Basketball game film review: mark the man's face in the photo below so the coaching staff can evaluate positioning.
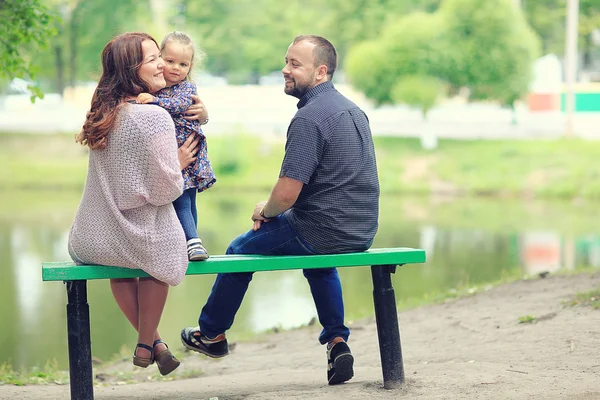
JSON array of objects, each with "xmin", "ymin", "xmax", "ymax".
[{"xmin": 281, "ymin": 40, "xmax": 317, "ymax": 99}]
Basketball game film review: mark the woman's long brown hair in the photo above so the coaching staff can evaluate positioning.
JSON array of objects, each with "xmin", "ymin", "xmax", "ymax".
[{"xmin": 76, "ymin": 32, "xmax": 159, "ymax": 149}]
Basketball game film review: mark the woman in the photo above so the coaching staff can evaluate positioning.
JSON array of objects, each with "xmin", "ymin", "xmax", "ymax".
[{"xmin": 68, "ymin": 32, "xmax": 202, "ymax": 376}]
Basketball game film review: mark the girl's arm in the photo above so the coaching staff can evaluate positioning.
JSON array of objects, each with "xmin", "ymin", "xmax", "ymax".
[{"xmin": 152, "ymin": 81, "xmax": 197, "ymax": 114}]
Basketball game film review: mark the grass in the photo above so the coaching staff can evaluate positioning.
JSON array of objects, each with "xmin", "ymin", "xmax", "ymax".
[
  {"xmin": 3, "ymin": 133, "xmax": 600, "ymax": 200},
  {"xmin": 518, "ymin": 315, "xmax": 537, "ymax": 324},
  {"xmin": 90, "ymin": 345, "xmax": 203, "ymax": 386},
  {"xmin": 565, "ymin": 288, "xmax": 600, "ymax": 309},
  {"xmin": 0, "ymin": 361, "xmax": 69, "ymax": 386}
]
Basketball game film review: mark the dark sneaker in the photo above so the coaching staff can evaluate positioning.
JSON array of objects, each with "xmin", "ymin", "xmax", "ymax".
[
  {"xmin": 187, "ymin": 239, "xmax": 209, "ymax": 261},
  {"xmin": 181, "ymin": 326, "xmax": 228, "ymax": 358},
  {"xmin": 327, "ymin": 341, "xmax": 354, "ymax": 385}
]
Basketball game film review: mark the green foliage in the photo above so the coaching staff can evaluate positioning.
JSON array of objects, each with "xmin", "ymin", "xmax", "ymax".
[
  {"xmin": 345, "ymin": 41, "xmax": 392, "ymax": 105},
  {"xmin": 439, "ymin": 0, "xmax": 541, "ymax": 104},
  {"xmin": 0, "ymin": 360, "xmax": 69, "ymax": 385},
  {"xmin": 5, "ymin": 134, "xmax": 600, "ymax": 202},
  {"xmin": 522, "ymin": 0, "xmax": 600, "ymax": 54},
  {"xmin": 29, "ymin": 0, "xmax": 153, "ymax": 93},
  {"xmin": 568, "ymin": 288, "xmax": 600, "ymax": 309},
  {"xmin": 184, "ymin": 0, "xmax": 305, "ymax": 82},
  {"xmin": 0, "ymin": 0, "xmax": 56, "ymax": 100},
  {"xmin": 6, "ymin": 0, "xmax": 599, "ymax": 96},
  {"xmin": 382, "ymin": 12, "xmax": 448, "ymax": 78},
  {"xmin": 346, "ymin": 0, "xmax": 541, "ymax": 107},
  {"xmin": 391, "ymin": 75, "xmax": 444, "ymax": 118},
  {"xmin": 66, "ymin": 0, "xmax": 154, "ymax": 82},
  {"xmin": 518, "ymin": 315, "xmax": 536, "ymax": 324},
  {"xmin": 346, "ymin": 12, "xmax": 446, "ymax": 106}
]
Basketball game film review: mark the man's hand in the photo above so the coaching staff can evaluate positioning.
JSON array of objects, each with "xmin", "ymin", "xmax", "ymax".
[
  {"xmin": 136, "ymin": 93, "xmax": 154, "ymax": 104},
  {"xmin": 184, "ymin": 94, "xmax": 208, "ymax": 123},
  {"xmin": 250, "ymin": 177, "xmax": 303, "ymax": 231},
  {"xmin": 251, "ymin": 200, "xmax": 269, "ymax": 231}
]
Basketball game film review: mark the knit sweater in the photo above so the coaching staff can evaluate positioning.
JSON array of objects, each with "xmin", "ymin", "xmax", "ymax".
[{"xmin": 68, "ymin": 103, "xmax": 188, "ymax": 286}]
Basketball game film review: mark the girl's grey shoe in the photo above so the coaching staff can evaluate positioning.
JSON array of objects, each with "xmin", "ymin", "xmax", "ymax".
[{"xmin": 187, "ymin": 238, "xmax": 209, "ymax": 261}]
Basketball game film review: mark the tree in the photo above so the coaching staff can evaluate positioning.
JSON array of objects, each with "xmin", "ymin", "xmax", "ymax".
[
  {"xmin": 521, "ymin": 0, "xmax": 599, "ymax": 71},
  {"xmin": 347, "ymin": 0, "xmax": 541, "ymax": 108},
  {"xmin": 0, "ymin": 0, "xmax": 56, "ymax": 99},
  {"xmin": 392, "ymin": 75, "xmax": 444, "ymax": 149},
  {"xmin": 439, "ymin": 0, "xmax": 541, "ymax": 106},
  {"xmin": 392, "ymin": 75, "xmax": 443, "ymax": 120},
  {"xmin": 30, "ymin": 0, "xmax": 153, "ymax": 94},
  {"xmin": 345, "ymin": 40, "xmax": 394, "ymax": 105},
  {"xmin": 183, "ymin": 0, "xmax": 324, "ymax": 83},
  {"xmin": 345, "ymin": 11, "xmax": 446, "ymax": 106}
]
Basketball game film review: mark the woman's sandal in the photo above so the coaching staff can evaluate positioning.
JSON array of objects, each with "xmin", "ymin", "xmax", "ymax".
[
  {"xmin": 153, "ymin": 339, "xmax": 181, "ymax": 376},
  {"xmin": 132, "ymin": 343, "xmax": 154, "ymax": 368}
]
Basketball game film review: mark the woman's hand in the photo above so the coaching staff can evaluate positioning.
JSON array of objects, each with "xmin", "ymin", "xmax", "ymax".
[
  {"xmin": 184, "ymin": 95, "xmax": 209, "ymax": 124},
  {"xmin": 178, "ymin": 134, "xmax": 200, "ymax": 170}
]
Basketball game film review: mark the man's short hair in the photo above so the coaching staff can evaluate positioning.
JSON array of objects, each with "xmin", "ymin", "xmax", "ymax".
[{"xmin": 293, "ymin": 35, "xmax": 337, "ymax": 80}]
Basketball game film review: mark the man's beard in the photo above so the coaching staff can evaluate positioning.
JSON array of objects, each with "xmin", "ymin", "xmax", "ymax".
[{"xmin": 284, "ymin": 73, "xmax": 315, "ymax": 99}]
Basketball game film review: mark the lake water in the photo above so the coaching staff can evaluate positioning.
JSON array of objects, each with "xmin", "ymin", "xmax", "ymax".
[{"xmin": 2, "ymin": 189, "xmax": 600, "ymax": 370}]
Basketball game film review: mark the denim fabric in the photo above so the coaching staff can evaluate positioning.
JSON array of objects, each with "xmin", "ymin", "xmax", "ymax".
[
  {"xmin": 173, "ymin": 188, "xmax": 198, "ymax": 241},
  {"xmin": 199, "ymin": 214, "xmax": 350, "ymax": 345}
]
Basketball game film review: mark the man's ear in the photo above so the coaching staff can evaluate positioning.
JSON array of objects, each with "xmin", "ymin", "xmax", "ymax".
[{"xmin": 316, "ymin": 64, "xmax": 328, "ymax": 81}]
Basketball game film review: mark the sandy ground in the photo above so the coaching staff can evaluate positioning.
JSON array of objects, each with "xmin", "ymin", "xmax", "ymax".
[{"xmin": 2, "ymin": 272, "xmax": 600, "ymax": 400}]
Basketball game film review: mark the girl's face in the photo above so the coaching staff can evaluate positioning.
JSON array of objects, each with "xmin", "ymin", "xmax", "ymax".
[
  {"xmin": 162, "ymin": 42, "xmax": 193, "ymax": 87},
  {"xmin": 139, "ymin": 40, "xmax": 166, "ymax": 93}
]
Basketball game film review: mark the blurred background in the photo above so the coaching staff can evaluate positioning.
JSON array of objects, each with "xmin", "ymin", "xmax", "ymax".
[{"xmin": 1, "ymin": 0, "xmax": 600, "ymax": 376}]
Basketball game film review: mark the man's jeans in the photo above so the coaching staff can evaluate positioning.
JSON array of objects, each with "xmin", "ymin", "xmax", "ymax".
[{"xmin": 199, "ymin": 214, "xmax": 350, "ymax": 345}]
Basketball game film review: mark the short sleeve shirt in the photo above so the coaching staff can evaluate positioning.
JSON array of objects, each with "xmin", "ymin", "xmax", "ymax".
[{"xmin": 281, "ymin": 81, "xmax": 380, "ymax": 254}]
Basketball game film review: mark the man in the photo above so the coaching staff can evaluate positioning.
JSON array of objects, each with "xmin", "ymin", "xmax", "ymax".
[{"xmin": 181, "ymin": 35, "xmax": 380, "ymax": 385}]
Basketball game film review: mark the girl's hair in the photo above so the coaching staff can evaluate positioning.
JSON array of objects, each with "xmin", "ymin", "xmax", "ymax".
[
  {"xmin": 76, "ymin": 32, "xmax": 159, "ymax": 149},
  {"xmin": 160, "ymin": 31, "xmax": 198, "ymax": 81}
]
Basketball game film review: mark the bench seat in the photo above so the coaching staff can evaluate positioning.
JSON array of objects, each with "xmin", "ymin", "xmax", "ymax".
[{"xmin": 42, "ymin": 247, "xmax": 426, "ymax": 400}]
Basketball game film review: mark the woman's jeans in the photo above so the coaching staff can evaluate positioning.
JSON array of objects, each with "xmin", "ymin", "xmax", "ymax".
[
  {"xmin": 199, "ymin": 214, "xmax": 350, "ymax": 345},
  {"xmin": 173, "ymin": 188, "xmax": 198, "ymax": 241}
]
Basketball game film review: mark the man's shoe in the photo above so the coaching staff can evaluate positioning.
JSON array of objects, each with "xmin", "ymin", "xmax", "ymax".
[
  {"xmin": 181, "ymin": 326, "xmax": 228, "ymax": 358},
  {"xmin": 327, "ymin": 341, "xmax": 354, "ymax": 385}
]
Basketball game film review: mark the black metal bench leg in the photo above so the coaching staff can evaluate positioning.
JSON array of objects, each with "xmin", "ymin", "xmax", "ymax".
[
  {"xmin": 65, "ymin": 280, "xmax": 94, "ymax": 400},
  {"xmin": 371, "ymin": 265, "xmax": 404, "ymax": 389}
]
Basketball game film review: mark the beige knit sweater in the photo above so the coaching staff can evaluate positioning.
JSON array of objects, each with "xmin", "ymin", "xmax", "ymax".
[{"xmin": 68, "ymin": 103, "xmax": 188, "ymax": 286}]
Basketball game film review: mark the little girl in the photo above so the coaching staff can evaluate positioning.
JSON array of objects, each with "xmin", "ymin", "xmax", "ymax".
[{"xmin": 137, "ymin": 31, "xmax": 215, "ymax": 261}]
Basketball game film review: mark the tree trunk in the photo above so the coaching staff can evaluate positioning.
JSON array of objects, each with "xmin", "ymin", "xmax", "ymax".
[
  {"xmin": 420, "ymin": 111, "xmax": 438, "ymax": 150},
  {"xmin": 68, "ymin": 3, "xmax": 81, "ymax": 88},
  {"xmin": 582, "ymin": 33, "xmax": 591, "ymax": 71},
  {"xmin": 55, "ymin": 45, "xmax": 65, "ymax": 96}
]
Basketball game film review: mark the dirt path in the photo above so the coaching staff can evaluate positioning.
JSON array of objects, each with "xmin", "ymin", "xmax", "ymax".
[{"xmin": 2, "ymin": 272, "xmax": 599, "ymax": 400}]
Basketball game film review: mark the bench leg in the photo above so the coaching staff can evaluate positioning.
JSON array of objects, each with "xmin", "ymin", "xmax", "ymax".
[
  {"xmin": 371, "ymin": 265, "xmax": 404, "ymax": 389},
  {"xmin": 65, "ymin": 280, "xmax": 94, "ymax": 400}
]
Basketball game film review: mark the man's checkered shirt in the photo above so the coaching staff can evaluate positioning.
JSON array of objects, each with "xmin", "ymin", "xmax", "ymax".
[{"xmin": 281, "ymin": 81, "xmax": 380, "ymax": 254}]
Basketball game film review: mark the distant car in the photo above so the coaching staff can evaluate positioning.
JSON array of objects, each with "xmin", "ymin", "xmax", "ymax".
[{"xmin": 8, "ymin": 78, "xmax": 34, "ymax": 94}]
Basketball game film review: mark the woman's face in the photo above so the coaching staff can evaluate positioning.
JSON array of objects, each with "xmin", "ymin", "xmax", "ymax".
[{"xmin": 139, "ymin": 40, "xmax": 166, "ymax": 93}]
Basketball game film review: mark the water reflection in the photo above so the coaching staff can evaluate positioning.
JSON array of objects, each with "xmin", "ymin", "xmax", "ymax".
[{"xmin": 1, "ymin": 190, "xmax": 599, "ymax": 370}]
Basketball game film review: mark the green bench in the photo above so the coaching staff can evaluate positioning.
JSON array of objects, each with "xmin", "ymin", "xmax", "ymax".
[{"xmin": 42, "ymin": 247, "xmax": 426, "ymax": 400}]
